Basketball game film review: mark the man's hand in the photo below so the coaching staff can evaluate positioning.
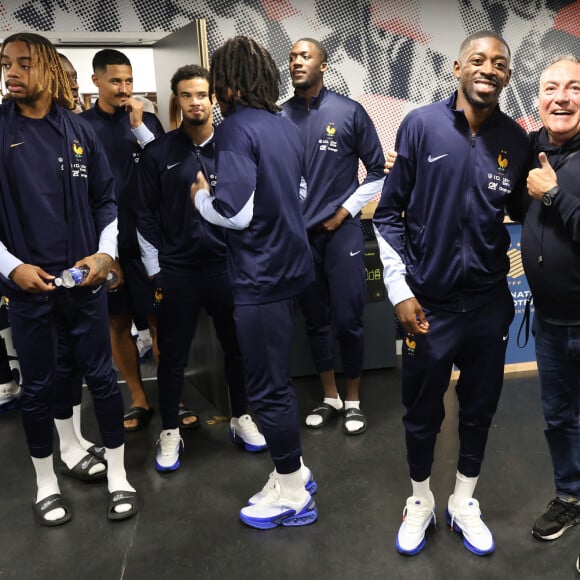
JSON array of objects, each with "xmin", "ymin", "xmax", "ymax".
[
  {"xmin": 75, "ymin": 253, "xmax": 113, "ymax": 287},
  {"xmin": 10, "ymin": 264, "xmax": 55, "ymax": 293},
  {"xmin": 384, "ymin": 149, "xmax": 397, "ymax": 175},
  {"xmin": 107, "ymin": 259, "xmax": 123, "ymax": 291},
  {"xmin": 527, "ymin": 152, "xmax": 558, "ymax": 201},
  {"xmin": 190, "ymin": 171, "xmax": 210, "ymax": 208},
  {"xmin": 322, "ymin": 207, "xmax": 350, "ymax": 232},
  {"xmin": 394, "ymin": 297, "xmax": 430, "ymax": 335},
  {"xmin": 123, "ymin": 97, "xmax": 145, "ymax": 129}
]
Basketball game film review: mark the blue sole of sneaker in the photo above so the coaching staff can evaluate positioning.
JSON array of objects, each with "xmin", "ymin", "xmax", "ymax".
[
  {"xmin": 305, "ymin": 477, "xmax": 318, "ymax": 495},
  {"xmin": 155, "ymin": 458, "xmax": 180, "ymax": 473},
  {"xmin": 445, "ymin": 509, "xmax": 495, "ymax": 556},
  {"xmin": 396, "ymin": 536, "xmax": 426, "ymax": 556},
  {"xmin": 230, "ymin": 432, "xmax": 267, "ymax": 453},
  {"xmin": 395, "ymin": 515, "xmax": 435, "ymax": 556},
  {"xmin": 240, "ymin": 502, "xmax": 318, "ymax": 530}
]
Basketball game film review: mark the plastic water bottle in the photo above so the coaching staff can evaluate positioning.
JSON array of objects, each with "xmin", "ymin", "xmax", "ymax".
[
  {"xmin": 105, "ymin": 270, "xmax": 119, "ymax": 290},
  {"xmin": 54, "ymin": 265, "xmax": 89, "ymax": 288}
]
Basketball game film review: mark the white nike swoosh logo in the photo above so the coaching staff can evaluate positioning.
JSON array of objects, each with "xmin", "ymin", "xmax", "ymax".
[
  {"xmin": 167, "ymin": 162, "xmax": 181, "ymax": 170},
  {"xmin": 350, "ymin": 250, "xmax": 362, "ymax": 257},
  {"xmin": 428, "ymin": 154, "xmax": 448, "ymax": 163},
  {"xmin": 502, "ymin": 334, "xmax": 509, "ymax": 341},
  {"xmin": 10, "ymin": 142, "xmax": 24, "ymax": 148}
]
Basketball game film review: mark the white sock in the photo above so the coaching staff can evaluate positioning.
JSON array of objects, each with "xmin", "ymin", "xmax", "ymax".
[
  {"xmin": 306, "ymin": 396, "xmax": 343, "ymax": 427},
  {"xmin": 344, "ymin": 400, "xmax": 364, "ymax": 433},
  {"xmin": 55, "ymin": 417, "xmax": 104, "ymax": 475},
  {"xmin": 105, "ymin": 445, "xmax": 136, "ymax": 514},
  {"xmin": 411, "ymin": 477, "xmax": 434, "ymax": 504},
  {"xmin": 72, "ymin": 404, "xmax": 97, "ymax": 452},
  {"xmin": 278, "ymin": 468, "xmax": 308, "ymax": 502},
  {"xmin": 137, "ymin": 329, "xmax": 151, "ymax": 341},
  {"xmin": 31, "ymin": 455, "xmax": 65, "ymax": 521},
  {"xmin": 452, "ymin": 471, "xmax": 478, "ymax": 505}
]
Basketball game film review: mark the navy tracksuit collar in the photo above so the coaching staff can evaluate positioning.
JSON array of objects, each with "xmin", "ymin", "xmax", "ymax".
[{"xmin": 291, "ymin": 86, "xmax": 328, "ymax": 109}]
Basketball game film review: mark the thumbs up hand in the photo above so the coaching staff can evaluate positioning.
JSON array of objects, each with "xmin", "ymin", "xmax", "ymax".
[{"xmin": 527, "ymin": 152, "xmax": 558, "ymax": 200}]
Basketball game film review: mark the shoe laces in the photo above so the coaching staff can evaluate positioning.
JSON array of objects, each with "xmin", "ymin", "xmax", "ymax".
[
  {"xmin": 450, "ymin": 499, "xmax": 483, "ymax": 533},
  {"xmin": 545, "ymin": 498, "xmax": 580, "ymax": 524},
  {"xmin": 157, "ymin": 432, "xmax": 183, "ymax": 457},
  {"xmin": 262, "ymin": 479, "xmax": 282, "ymax": 504},
  {"xmin": 237, "ymin": 415, "xmax": 260, "ymax": 436},
  {"xmin": 403, "ymin": 497, "xmax": 435, "ymax": 531}
]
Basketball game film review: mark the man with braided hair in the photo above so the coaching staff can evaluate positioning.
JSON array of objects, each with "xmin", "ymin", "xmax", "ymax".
[
  {"xmin": 0, "ymin": 33, "xmax": 138, "ymax": 525},
  {"xmin": 191, "ymin": 36, "xmax": 318, "ymax": 530}
]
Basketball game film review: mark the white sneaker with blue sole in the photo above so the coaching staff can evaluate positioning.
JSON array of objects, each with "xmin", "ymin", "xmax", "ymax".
[
  {"xmin": 230, "ymin": 414, "xmax": 267, "ymax": 452},
  {"xmin": 240, "ymin": 481, "xmax": 317, "ymax": 530},
  {"xmin": 446, "ymin": 494, "xmax": 495, "ymax": 556},
  {"xmin": 248, "ymin": 463, "xmax": 318, "ymax": 505},
  {"xmin": 396, "ymin": 494, "xmax": 436, "ymax": 555},
  {"xmin": 155, "ymin": 429, "xmax": 183, "ymax": 472}
]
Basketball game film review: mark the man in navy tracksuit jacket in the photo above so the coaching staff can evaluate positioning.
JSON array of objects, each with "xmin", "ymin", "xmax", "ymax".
[
  {"xmin": 508, "ymin": 57, "xmax": 580, "ymax": 544},
  {"xmin": 137, "ymin": 64, "xmax": 266, "ymax": 472},
  {"xmin": 373, "ymin": 32, "xmax": 529, "ymax": 556},
  {"xmin": 0, "ymin": 33, "xmax": 137, "ymax": 526},
  {"xmin": 283, "ymin": 38, "xmax": 385, "ymax": 435},
  {"xmin": 81, "ymin": 49, "xmax": 164, "ymax": 430},
  {"xmin": 192, "ymin": 37, "xmax": 317, "ymax": 530}
]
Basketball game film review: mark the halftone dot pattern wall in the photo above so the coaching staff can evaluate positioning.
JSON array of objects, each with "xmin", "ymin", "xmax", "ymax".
[{"xmin": 3, "ymin": 0, "xmax": 579, "ymax": 142}]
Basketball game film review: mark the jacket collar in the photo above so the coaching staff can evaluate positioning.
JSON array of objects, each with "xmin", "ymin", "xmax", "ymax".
[{"xmin": 292, "ymin": 86, "xmax": 327, "ymax": 109}]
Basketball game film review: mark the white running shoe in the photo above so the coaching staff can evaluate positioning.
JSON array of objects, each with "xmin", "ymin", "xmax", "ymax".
[
  {"xmin": 230, "ymin": 414, "xmax": 267, "ymax": 452},
  {"xmin": 240, "ymin": 479, "xmax": 317, "ymax": 529},
  {"xmin": 248, "ymin": 463, "xmax": 318, "ymax": 505},
  {"xmin": 396, "ymin": 494, "xmax": 436, "ymax": 555},
  {"xmin": 155, "ymin": 429, "xmax": 183, "ymax": 472},
  {"xmin": 0, "ymin": 380, "xmax": 21, "ymax": 408},
  {"xmin": 446, "ymin": 494, "xmax": 495, "ymax": 556}
]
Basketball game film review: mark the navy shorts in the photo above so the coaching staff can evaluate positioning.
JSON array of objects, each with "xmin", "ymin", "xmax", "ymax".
[{"xmin": 107, "ymin": 257, "xmax": 154, "ymax": 318}]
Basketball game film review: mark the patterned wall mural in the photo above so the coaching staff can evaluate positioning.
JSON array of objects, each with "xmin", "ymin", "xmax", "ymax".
[{"xmin": 1, "ymin": 0, "xmax": 579, "ymax": 151}]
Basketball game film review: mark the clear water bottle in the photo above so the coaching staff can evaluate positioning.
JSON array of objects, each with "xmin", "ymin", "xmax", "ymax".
[
  {"xmin": 54, "ymin": 265, "xmax": 89, "ymax": 288},
  {"xmin": 105, "ymin": 270, "xmax": 119, "ymax": 290}
]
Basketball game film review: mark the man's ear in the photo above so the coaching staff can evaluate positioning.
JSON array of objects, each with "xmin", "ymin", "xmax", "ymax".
[
  {"xmin": 452, "ymin": 59, "xmax": 461, "ymax": 81},
  {"xmin": 321, "ymin": 61, "xmax": 328, "ymax": 74},
  {"xmin": 91, "ymin": 73, "xmax": 99, "ymax": 88}
]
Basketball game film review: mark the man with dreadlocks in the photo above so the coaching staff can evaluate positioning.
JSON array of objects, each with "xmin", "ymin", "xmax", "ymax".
[
  {"xmin": 0, "ymin": 33, "xmax": 138, "ymax": 525},
  {"xmin": 191, "ymin": 36, "xmax": 318, "ymax": 530}
]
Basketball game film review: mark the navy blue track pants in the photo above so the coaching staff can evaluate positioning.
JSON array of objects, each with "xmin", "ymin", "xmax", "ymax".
[
  {"xmin": 234, "ymin": 299, "xmax": 302, "ymax": 474},
  {"xmin": 8, "ymin": 286, "xmax": 124, "ymax": 458},
  {"xmin": 301, "ymin": 218, "xmax": 366, "ymax": 378},
  {"xmin": 156, "ymin": 266, "xmax": 246, "ymax": 429},
  {"xmin": 402, "ymin": 286, "xmax": 514, "ymax": 481}
]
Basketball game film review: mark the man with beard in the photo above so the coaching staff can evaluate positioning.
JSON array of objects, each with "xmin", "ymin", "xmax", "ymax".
[
  {"xmin": 137, "ymin": 64, "xmax": 267, "ymax": 472},
  {"xmin": 82, "ymin": 49, "xmax": 164, "ymax": 432},
  {"xmin": 373, "ymin": 31, "xmax": 529, "ymax": 556},
  {"xmin": 283, "ymin": 38, "xmax": 385, "ymax": 436}
]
